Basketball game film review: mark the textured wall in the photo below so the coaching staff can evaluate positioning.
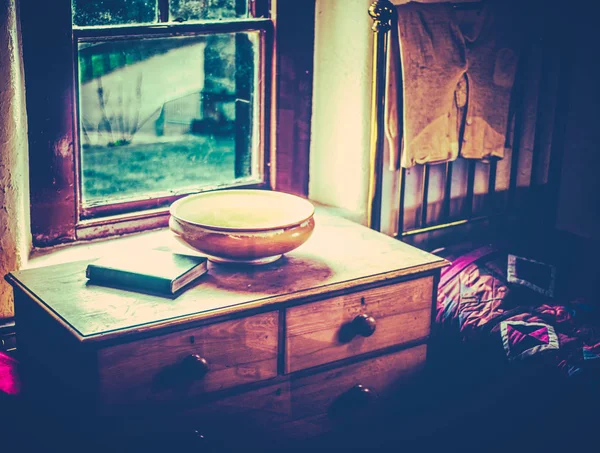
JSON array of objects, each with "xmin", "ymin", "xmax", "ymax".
[
  {"xmin": 0, "ymin": 0, "xmax": 31, "ymax": 318},
  {"xmin": 309, "ymin": 0, "xmax": 373, "ymax": 225}
]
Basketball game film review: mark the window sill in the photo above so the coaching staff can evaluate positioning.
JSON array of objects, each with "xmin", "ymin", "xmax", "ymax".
[
  {"xmin": 26, "ymin": 202, "xmax": 366, "ymax": 270},
  {"xmin": 27, "ymin": 226, "xmax": 194, "ymax": 270}
]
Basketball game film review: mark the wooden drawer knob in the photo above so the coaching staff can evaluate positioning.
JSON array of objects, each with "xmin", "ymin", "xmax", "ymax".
[
  {"xmin": 329, "ymin": 384, "xmax": 378, "ymax": 420},
  {"xmin": 352, "ymin": 314, "xmax": 377, "ymax": 337},
  {"xmin": 345, "ymin": 384, "xmax": 375, "ymax": 405},
  {"xmin": 182, "ymin": 354, "xmax": 210, "ymax": 379}
]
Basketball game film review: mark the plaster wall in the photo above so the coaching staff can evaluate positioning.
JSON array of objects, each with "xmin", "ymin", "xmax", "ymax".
[
  {"xmin": 309, "ymin": 0, "xmax": 373, "ymax": 225},
  {"xmin": 0, "ymin": 0, "xmax": 31, "ymax": 318}
]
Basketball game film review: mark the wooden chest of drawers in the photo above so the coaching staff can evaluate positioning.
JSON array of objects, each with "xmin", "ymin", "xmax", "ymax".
[{"xmin": 6, "ymin": 211, "xmax": 447, "ymax": 450}]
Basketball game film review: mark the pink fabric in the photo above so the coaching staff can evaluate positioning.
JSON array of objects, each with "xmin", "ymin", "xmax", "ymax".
[
  {"xmin": 436, "ymin": 244, "xmax": 600, "ymax": 378},
  {"xmin": 439, "ymin": 244, "xmax": 497, "ymax": 290},
  {"xmin": 0, "ymin": 352, "xmax": 20, "ymax": 396}
]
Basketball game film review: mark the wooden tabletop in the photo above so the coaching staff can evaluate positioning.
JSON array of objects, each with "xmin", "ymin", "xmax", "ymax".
[{"xmin": 7, "ymin": 211, "xmax": 447, "ymax": 343}]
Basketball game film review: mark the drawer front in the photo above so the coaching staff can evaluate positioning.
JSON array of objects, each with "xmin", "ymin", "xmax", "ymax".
[
  {"xmin": 98, "ymin": 311, "xmax": 279, "ymax": 405},
  {"xmin": 283, "ymin": 344, "xmax": 427, "ymax": 438},
  {"xmin": 286, "ymin": 276, "xmax": 432, "ymax": 373},
  {"xmin": 166, "ymin": 345, "xmax": 426, "ymax": 447},
  {"xmin": 168, "ymin": 380, "xmax": 293, "ymax": 447}
]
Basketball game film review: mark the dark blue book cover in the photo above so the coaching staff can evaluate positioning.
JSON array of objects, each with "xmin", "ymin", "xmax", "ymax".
[{"xmin": 86, "ymin": 250, "xmax": 208, "ymax": 295}]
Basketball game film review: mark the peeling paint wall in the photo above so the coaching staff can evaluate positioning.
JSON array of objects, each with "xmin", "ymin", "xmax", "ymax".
[{"xmin": 0, "ymin": 0, "xmax": 31, "ymax": 318}]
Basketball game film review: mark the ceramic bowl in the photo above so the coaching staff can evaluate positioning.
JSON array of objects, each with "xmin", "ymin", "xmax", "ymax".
[{"xmin": 169, "ymin": 190, "xmax": 315, "ymax": 265}]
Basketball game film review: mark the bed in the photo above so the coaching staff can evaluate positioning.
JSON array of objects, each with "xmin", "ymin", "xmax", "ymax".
[
  {"xmin": 434, "ymin": 242, "xmax": 600, "ymax": 379},
  {"xmin": 364, "ymin": 0, "xmax": 596, "ymax": 374},
  {"xmin": 412, "ymin": 241, "xmax": 600, "ymax": 452},
  {"xmin": 365, "ymin": 1, "xmax": 599, "ymax": 451}
]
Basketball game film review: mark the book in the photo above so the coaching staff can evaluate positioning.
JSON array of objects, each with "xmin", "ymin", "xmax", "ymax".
[
  {"xmin": 507, "ymin": 254, "xmax": 556, "ymax": 298},
  {"xmin": 86, "ymin": 250, "xmax": 208, "ymax": 295}
]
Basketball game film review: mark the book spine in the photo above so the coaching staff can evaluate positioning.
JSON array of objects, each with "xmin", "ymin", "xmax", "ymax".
[{"xmin": 86, "ymin": 265, "xmax": 172, "ymax": 295}]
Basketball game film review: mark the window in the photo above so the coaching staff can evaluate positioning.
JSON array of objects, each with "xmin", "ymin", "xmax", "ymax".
[
  {"xmin": 22, "ymin": 0, "xmax": 315, "ymax": 246},
  {"xmin": 73, "ymin": 0, "xmax": 265, "ymax": 218}
]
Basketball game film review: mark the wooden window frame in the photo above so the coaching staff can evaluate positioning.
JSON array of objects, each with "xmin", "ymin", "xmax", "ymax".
[{"xmin": 21, "ymin": 0, "xmax": 315, "ymax": 247}]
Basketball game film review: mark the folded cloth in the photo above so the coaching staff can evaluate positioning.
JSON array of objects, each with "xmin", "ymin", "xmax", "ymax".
[
  {"xmin": 0, "ymin": 352, "xmax": 20, "ymax": 396},
  {"xmin": 386, "ymin": 1, "xmax": 523, "ymax": 168}
]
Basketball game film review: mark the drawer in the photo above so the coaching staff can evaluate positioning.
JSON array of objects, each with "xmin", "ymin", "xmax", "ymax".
[
  {"xmin": 164, "ymin": 344, "xmax": 426, "ymax": 447},
  {"xmin": 97, "ymin": 311, "xmax": 279, "ymax": 406},
  {"xmin": 283, "ymin": 344, "xmax": 427, "ymax": 439},
  {"xmin": 168, "ymin": 380, "xmax": 293, "ymax": 447},
  {"xmin": 285, "ymin": 276, "xmax": 432, "ymax": 373}
]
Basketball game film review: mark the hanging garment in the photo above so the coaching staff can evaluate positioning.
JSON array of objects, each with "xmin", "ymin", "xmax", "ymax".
[
  {"xmin": 385, "ymin": 1, "xmax": 522, "ymax": 169},
  {"xmin": 460, "ymin": 2, "xmax": 522, "ymax": 160},
  {"xmin": 386, "ymin": 2, "xmax": 467, "ymax": 169}
]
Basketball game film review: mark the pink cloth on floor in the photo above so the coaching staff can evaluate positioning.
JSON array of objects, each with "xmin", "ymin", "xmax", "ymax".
[{"xmin": 0, "ymin": 352, "xmax": 20, "ymax": 396}]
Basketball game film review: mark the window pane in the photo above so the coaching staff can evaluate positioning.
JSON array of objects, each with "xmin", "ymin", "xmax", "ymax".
[
  {"xmin": 73, "ymin": 0, "xmax": 157, "ymax": 27},
  {"xmin": 170, "ymin": 0, "xmax": 248, "ymax": 22},
  {"xmin": 77, "ymin": 33, "xmax": 261, "ymax": 207}
]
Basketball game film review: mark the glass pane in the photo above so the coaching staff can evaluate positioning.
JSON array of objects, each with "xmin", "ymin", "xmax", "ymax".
[
  {"xmin": 73, "ymin": 0, "xmax": 157, "ymax": 27},
  {"xmin": 170, "ymin": 0, "xmax": 248, "ymax": 22},
  {"xmin": 77, "ymin": 32, "xmax": 261, "ymax": 207}
]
